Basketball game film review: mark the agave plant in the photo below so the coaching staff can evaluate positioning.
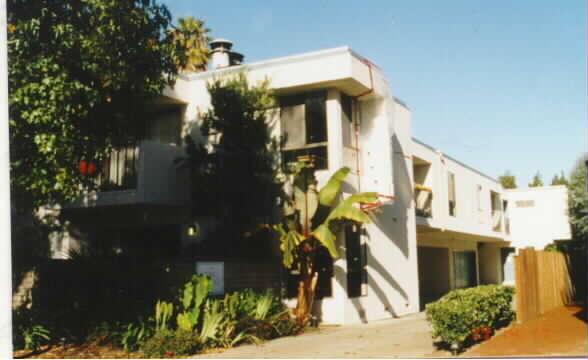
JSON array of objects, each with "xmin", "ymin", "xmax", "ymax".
[{"xmin": 274, "ymin": 162, "xmax": 378, "ymax": 324}]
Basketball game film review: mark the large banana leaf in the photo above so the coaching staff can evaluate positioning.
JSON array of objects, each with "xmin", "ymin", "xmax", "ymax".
[
  {"xmin": 319, "ymin": 167, "xmax": 351, "ymax": 206},
  {"xmin": 311, "ymin": 192, "xmax": 378, "ymax": 259},
  {"xmin": 326, "ymin": 192, "xmax": 378, "ymax": 223}
]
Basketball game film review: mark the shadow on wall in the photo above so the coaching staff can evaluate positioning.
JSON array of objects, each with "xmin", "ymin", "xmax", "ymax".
[
  {"xmin": 314, "ymin": 132, "xmax": 414, "ymax": 323},
  {"xmin": 369, "ymin": 134, "xmax": 412, "ymax": 259}
]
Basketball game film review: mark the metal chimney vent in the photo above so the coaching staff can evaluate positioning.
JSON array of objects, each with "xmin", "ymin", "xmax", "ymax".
[{"xmin": 209, "ymin": 38, "xmax": 245, "ymax": 69}]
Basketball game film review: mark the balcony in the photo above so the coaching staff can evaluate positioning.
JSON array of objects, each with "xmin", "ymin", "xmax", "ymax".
[
  {"xmin": 414, "ymin": 184, "xmax": 433, "ymax": 218},
  {"xmin": 69, "ymin": 140, "xmax": 190, "ymax": 208}
]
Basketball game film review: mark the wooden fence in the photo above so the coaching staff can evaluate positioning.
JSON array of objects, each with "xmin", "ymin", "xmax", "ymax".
[{"xmin": 515, "ymin": 248, "xmax": 574, "ymax": 323}]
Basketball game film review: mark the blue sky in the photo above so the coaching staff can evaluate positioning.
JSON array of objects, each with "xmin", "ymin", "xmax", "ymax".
[{"xmin": 163, "ymin": 0, "xmax": 586, "ymax": 186}]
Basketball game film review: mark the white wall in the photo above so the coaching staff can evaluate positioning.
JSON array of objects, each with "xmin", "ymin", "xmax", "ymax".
[
  {"xmin": 505, "ymin": 185, "xmax": 571, "ymax": 250},
  {"xmin": 412, "ymin": 139, "xmax": 509, "ymax": 241},
  {"xmin": 169, "ymin": 49, "xmax": 421, "ymax": 324}
]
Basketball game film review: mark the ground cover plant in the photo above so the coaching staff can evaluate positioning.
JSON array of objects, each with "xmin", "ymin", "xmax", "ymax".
[
  {"xmin": 138, "ymin": 274, "xmax": 301, "ymax": 357},
  {"xmin": 13, "ymin": 274, "xmax": 302, "ymax": 358},
  {"xmin": 425, "ymin": 284, "xmax": 515, "ymax": 353}
]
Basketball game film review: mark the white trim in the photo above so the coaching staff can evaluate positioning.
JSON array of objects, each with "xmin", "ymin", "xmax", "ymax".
[{"xmin": 179, "ymin": 46, "xmax": 361, "ymax": 81}]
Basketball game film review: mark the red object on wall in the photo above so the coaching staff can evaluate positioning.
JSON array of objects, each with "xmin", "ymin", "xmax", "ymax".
[
  {"xmin": 79, "ymin": 160, "xmax": 88, "ymax": 175},
  {"xmin": 87, "ymin": 161, "xmax": 97, "ymax": 176}
]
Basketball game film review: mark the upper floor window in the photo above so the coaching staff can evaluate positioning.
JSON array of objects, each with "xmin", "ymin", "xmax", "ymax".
[
  {"xmin": 341, "ymin": 93, "xmax": 354, "ymax": 148},
  {"xmin": 448, "ymin": 171, "xmax": 456, "ymax": 216},
  {"xmin": 280, "ymin": 91, "xmax": 328, "ymax": 169}
]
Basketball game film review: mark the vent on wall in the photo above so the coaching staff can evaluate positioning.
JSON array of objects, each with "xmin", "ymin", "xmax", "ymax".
[{"xmin": 515, "ymin": 200, "xmax": 535, "ymax": 208}]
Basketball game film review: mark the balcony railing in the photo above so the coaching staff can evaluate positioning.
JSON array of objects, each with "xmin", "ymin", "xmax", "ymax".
[
  {"xmin": 96, "ymin": 146, "xmax": 139, "ymax": 191},
  {"xmin": 414, "ymin": 184, "xmax": 433, "ymax": 218}
]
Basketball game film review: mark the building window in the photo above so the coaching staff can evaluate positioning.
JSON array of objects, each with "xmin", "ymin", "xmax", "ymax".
[
  {"xmin": 341, "ymin": 93, "xmax": 353, "ymax": 148},
  {"xmin": 515, "ymin": 200, "xmax": 535, "ymax": 208},
  {"xmin": 453, "ymin": 251, "xmax": 477, "ymax": 289},
  {"xmin": 448, "ymin": 172, "xmax": 456, "ymax": 216},
  {"xmin": 145, "ymin": 106, "xmax": 182, "ymax": 146},
  {"xmin": 346, "ymin": 224, "xmax": 368, "ymax": 298},
  {"xmin": 280, "ymin": 91, "xmax": 328, "ymax": 169}
]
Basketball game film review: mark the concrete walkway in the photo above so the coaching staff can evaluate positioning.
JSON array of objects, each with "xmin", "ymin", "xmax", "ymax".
[{"xmin": 195, "ymin": 312, "xmax": 438, "ymax": 358}]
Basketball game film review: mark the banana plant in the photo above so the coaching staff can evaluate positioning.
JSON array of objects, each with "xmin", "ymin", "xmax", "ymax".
[
  {"xmin": 177, "ymin": 274, "xmax": 212, "ymax": 332},
  {"xmin": 274, "ymin": 163, "xmax": 378, "ymax": 324}
]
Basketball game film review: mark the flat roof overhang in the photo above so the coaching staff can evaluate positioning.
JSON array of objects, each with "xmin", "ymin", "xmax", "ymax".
[{"xmin": 182, "ymin": 46, "xmax": 375, "ymax": 98}]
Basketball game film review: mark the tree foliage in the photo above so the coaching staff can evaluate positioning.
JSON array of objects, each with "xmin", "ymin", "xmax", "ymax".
[
  {"xmin": 568, "ymin": 154, "xmax": 587, "ymax": 241},
  {"xmin": 528, "ymin": 172, "xmax": 544, "ymax": 187},
  {"xmin": 550, "ymin": 171, "xmax": 569, "ymax": 186},
  {"xmin": 185, "ymin": 73, "xmax": 282, "ymax": 249},
  {"xmin": 498, "ymin": 171, "xmax": 517, "ymax": 189},
  {"xmin": 8, "ymin": 0, "xmax": 190, "ymax": 208},
  {"xmin": 170, "ymin": 16, "xmax": 211, "ymax": 73}
]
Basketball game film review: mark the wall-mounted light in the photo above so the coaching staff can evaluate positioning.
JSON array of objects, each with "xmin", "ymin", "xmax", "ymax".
[{"xmin": 187, "ymin": 222, "xmax": 200, "ymax": 238}]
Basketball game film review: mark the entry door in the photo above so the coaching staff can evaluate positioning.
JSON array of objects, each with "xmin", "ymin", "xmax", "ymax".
[{"xmin": 454, "ymin": 251, "xmax": 477, "ymax": 288}]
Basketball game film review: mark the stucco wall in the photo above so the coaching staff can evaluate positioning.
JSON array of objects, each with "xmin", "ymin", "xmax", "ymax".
[{"xmin": 505, "ymin": 186, "xmax": 572, "ymax": 249}]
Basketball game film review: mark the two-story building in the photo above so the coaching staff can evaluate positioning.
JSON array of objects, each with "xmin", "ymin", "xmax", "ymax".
[{"xmin": 46, "ymin": 42, "xmax": 570, "ymax": 324}]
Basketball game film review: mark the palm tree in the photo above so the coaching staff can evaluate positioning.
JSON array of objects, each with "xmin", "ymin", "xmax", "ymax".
[{"xmin": 171, "ymin": 16, "xmax": 211, "ymax": 72}]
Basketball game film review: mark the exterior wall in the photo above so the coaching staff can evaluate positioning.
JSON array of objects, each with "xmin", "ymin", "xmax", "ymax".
[
  {"xmin": 505, "ymin": 186, "xmax": 572, "ymax": 250},
  {"xmin": 412, "ymin": 139, "xmax": 509, "ymax": 241},
  {"xmin": 165, "ymin": 48, "xmax": 421, "ymax": 324},
  {"xmin": 478, "ymin": 243, "xmax": 504, "ymax": 285}
]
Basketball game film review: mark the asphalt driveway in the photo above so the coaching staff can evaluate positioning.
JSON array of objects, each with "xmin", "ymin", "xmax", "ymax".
[{"xmin": 194, "ymin": 312, "xmax": 438, "ymax": 358}]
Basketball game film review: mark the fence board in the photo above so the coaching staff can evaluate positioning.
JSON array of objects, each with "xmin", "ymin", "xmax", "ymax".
[{"xmin": 514, "ymin": 248, "xmax": 574, "ymax": 324}]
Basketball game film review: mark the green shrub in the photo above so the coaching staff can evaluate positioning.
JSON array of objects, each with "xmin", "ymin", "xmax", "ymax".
[
  {"xmin": 425, "ymin": 285, "xmax": 515, "ymax": 350},
  {"xmin": 140, "ymin": 329, "xmax": 201, "ymax": 358},
  {"xmin": 12, "ymin": 309, "xmax": 52, "ymax": 351},
  {"xmin": 119, "ymin": 318, "xmax": 154, "ymax": 352}
]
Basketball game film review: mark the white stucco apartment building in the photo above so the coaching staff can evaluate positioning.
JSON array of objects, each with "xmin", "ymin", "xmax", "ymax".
[{"xmin": 55, "ymin": 43, "xmax": 571, "ymax": 324}]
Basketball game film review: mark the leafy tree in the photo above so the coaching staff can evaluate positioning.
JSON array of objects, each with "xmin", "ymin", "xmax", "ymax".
[
  {"xmin": 185, "ymin": 74, "xmax": 282, "ymax": 255},
  {"xmin": 528, "ymin": 172, "xmax": 544, "ymax": 187},
  {"xmin": 170, "ymin": 16, "xmax": 211, "ymax": 73},
  {"xmin": 274, "ymin": 163, "xmax": 378, "ymax": 324},
  {"xmin": 568, "ymin": 154, "xmax": 587, "ymax": 241},
  {"xmin": 498, "ymin": 171, "xmax": 517, "ymax": 189},
  {"xmin": 8, "ymin": 0, "xmax": 191, "ymax": 209},
  {"xmin": 550, "ymin": 171, "xmax": 569, "ymax": 186}
]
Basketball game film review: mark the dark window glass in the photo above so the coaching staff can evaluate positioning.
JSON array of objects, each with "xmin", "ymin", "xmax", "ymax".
[
  {"xmin": 341, "ymin": 93, "xmax": 353, "ymax": 147},
  {"xmin": 305, "ymin": 92, "xmax": 327, "ymax": 144},
  {"xmin": 346, "ymin": 225, "xmax": 367, "ymax": 298},
  {"xmin": 280, "ymin": 91, "xmax": 328, "ymax": 169},
  {"xmin": 453, "ymin": 251, "xmax": 477, "ymax": 288}
]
